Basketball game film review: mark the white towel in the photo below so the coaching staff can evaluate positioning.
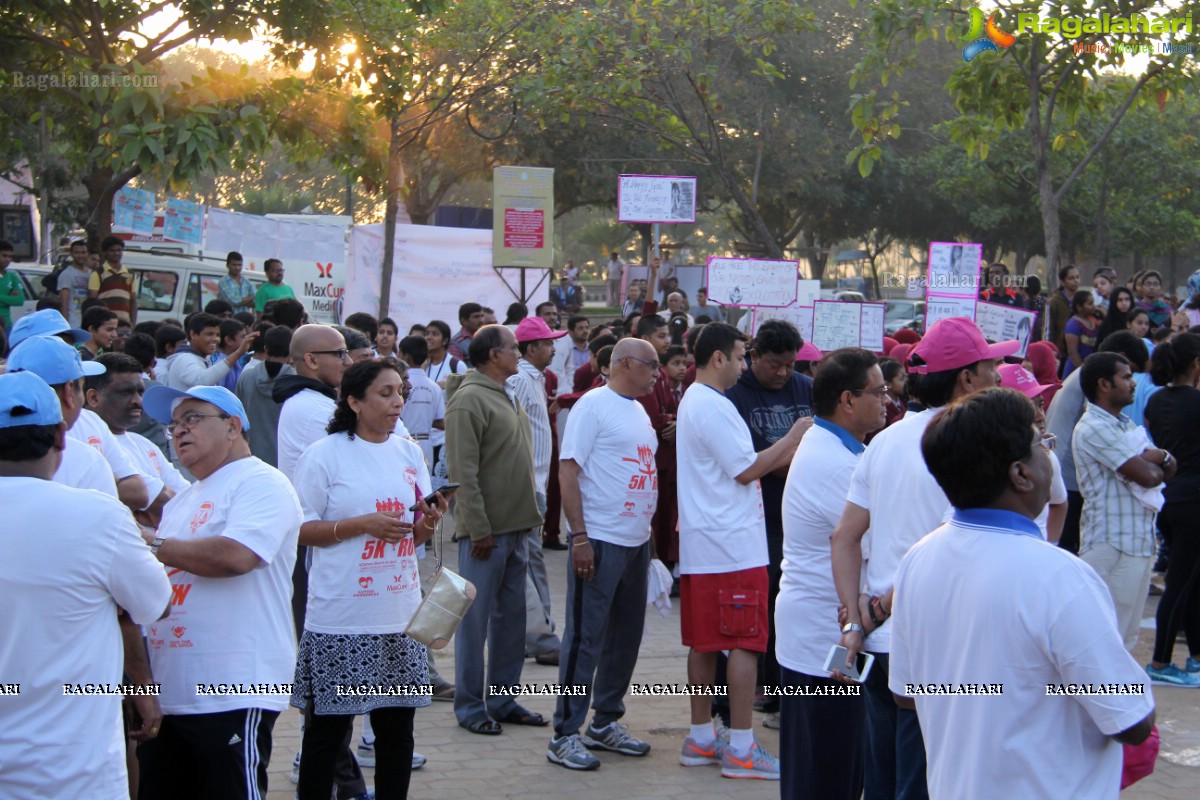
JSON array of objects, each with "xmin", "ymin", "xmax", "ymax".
[{"xmin": 647, "ymin": 558, "xmax": 674, "ymax": 617}]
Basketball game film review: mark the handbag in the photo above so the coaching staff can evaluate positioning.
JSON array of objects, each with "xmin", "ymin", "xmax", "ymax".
[{"xmin": 404, "ymin": 516, "xmax": 476, "ymax": 650}]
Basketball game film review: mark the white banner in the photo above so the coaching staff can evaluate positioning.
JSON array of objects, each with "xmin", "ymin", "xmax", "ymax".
[
  {"xmin": 344, "ymin": 224, "xmax": 545, "ymax": 329},
  {"xmin": 203, "ymin": 208, "xmax": 347, "ymax": 323}
]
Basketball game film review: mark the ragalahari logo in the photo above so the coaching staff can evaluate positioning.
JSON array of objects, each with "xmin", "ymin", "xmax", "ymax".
[{"xmin": 963, "ymin": 8, "xmax": 1017, "ymax": 62}]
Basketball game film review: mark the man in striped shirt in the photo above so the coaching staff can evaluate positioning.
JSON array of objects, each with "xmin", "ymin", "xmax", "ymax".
[
  {"xmin": 509, "ymin": 316, "xmax": 570, "ymax": 666},
  {"xmin": 88, "ymin": 236, "xmax": 136, "ymax": 326},
  {"xmin": 1074, "ymin": 351, "xmax": 1175, "ymax": 650}
]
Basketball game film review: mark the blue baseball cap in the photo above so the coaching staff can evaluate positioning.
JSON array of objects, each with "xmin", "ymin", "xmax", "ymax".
[
  {"xmin": 0, "ymin": 371, "xmax": 64, "ymax": 429},
  {"xmin": 9, "ymin": 309, "xmax": 91, "ymax": 350},
  {"xmin": 7, "ymin": 335, "xmax": 106, "ymax": 384},
  {"xmin": 143, "ymin": 385, "xmax": 251, "ymax": 431}
]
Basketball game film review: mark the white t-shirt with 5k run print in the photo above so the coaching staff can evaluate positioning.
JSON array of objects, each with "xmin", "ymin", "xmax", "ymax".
[
  {"xmin": 559, "ymin": 385, "xmax": 658, "ymax": 547},
  {"xmin": 292, "ymin": 432, "xmax": 433, "ymax": 635},
  {"xmin": 149, "ymin": 456, "xmax": 301, "ymax": 715}
]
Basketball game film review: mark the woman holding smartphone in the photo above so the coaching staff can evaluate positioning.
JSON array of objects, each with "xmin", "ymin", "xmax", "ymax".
[{"xmin": 290, "ymin": 359, "xmax": 448, "ymax": 800}]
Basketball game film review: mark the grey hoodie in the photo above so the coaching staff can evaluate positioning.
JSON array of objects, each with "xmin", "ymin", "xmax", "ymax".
[{"xmin": 235, "ymin": 359, "xmax": 296, "ymax": 467}]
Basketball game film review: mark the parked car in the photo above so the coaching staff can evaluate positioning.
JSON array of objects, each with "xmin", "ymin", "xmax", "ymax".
[
  {"xmin": 8, "ymin": 250, "xmax": 265, "ymax": 326},
  {"xmin": 819, "ymin": 289, "xmax": 867, "ymax": 303},
  {"xmin": 884, "ymin": 299, "xmax": 925, "ymax": 335}
]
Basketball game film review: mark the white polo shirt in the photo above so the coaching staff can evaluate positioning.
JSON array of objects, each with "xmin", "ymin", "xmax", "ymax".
[
  {"xmin": 845, "ymin": 407, "xmax": 950, "ymax": 653},
  {"xmin": 149, "ymin": 457, "xmax": 301, "ymax": 714},
  {"xmin": 112, "ymin": 429, "xmax": 190, "ymax": 502},
  {"xmin": 777, "ymin": 418, "xmax": 863, "ymax": 677},
  {"xmin": 677, "ymin": 383, "xmax": 766, "ymax": 575},
  {"xmin": 889, "ymin": 508, "xmax": 1154, "ymax": 800}
]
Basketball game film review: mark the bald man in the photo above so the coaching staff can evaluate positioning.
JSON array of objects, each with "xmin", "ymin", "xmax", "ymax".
[
  {"xmin": 657, "ymin": 292, "xmax": 694, "ymax": 326},
  {"xmin": 548, "ymin": 338, "xmax": 663, "ymax": 770}
]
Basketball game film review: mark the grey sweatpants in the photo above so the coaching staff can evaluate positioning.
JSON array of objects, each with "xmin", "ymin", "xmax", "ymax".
[{"xmin": 553, "ymin": 538, "xmax": 651, "ymax": 737}]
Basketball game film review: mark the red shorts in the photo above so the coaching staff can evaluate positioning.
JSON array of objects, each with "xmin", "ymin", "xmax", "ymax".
[{"xmin": 680, "ymin": 566, "xmax": 769, "ymax": 653}]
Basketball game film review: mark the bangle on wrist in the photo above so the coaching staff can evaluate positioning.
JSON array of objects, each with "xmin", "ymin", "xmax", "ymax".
[
  {"xmin": 332, "ymin": 520, "xmax": 342, "ymax": 542},
  {"xmin": 568, "ymin": 530, "xmax": 588, "ymax": 539}
]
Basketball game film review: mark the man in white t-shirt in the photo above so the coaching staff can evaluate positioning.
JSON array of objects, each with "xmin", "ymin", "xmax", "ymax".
[
  {"xmin": 547, "ymin": 338, "xmax": 663, "ymax": 771},
  {"xmin": 0, "ymin": 371, "xmax": 171, "ymax": 800},
  {"xmin": 138, "ymin": 384, "xmax": 302, "ymax": 800},
  {"xmin": 830, "ymin": 316, "xmax": 1017, "ymax": 800},
  {"xmin": 675, "ymin": 322, "xmax": 811, "ymax": 780},
  {"xmin": 889, "ymin": 388, "xmax": 1156, "ymax": 800},
  {"xmin": 776, "ymin": 348, "xmax": 886, "ymax": 799},
  {"xmin": 86, "ymin": 353, "xmax": 190, "ymax": 529},
  {"xmin": 5, "ymin": 333, "xmax": 131, "ymax": 500}
]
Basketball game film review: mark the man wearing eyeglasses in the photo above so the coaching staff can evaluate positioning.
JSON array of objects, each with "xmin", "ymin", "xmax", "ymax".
[
  {"xmin": 137, "ymin": 384, "xmax": 302, "ymax": 800},
  {"xmin": 445, "ymin": 324, "xmax": 545, "ymax": 736}
]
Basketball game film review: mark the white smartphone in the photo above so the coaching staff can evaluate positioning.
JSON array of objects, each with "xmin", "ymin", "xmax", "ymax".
[{"xmin": 824, "ymin": 644, "xmax": 875, "ymax": 683}]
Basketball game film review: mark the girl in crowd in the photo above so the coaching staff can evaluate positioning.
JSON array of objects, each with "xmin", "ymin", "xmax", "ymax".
[
  {"xmin": 1097, "ymin": 286, "xmax": 1136, "ymax": 345},
  {"xmin": 1024, "ymin": 341, "xmax": 1062, "ymax": 408},
  {"xmin": 1092, "ymin": 267, "xmax": 1117, "ymax": 317},
  {"xmin": 1126, "ymin": 308, "xmax": 1154, "ymax": 353},
  {"xmin": 1136, "ymin": 270, "xmax": 1174, "ymax": 330},
  {"xmin": 1179, "ymin": 270, "xmax": 1200, "ymax": 328},
  {"xmin": 1048, "ymin": 264, "xmax": 1080, "ymax": 355},
  {"xmin": 291, "ymin": 360, "xmax": 448, "ymax": 800},
  {"xmin": 422, "ymin": 320, "xmax": 467, "ymax": 388},
  {"xmin": 1023, "ymin": 274, "xmax": 1045, "ymax": 343},
  {"xmin": 1143, "ymin": 333, "xmax": 1200, "ymax": 687},
  {"xmin": 376, "ymin": 317, "xmax": 399, "ymax": 358},
  {"xmin": 1062, "ymin": 290, "xmax": 1099, "ymax": 378}
]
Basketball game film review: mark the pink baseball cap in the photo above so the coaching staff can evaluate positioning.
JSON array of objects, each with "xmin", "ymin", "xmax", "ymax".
[
  {"xmin": 997, "ymin": 364, "xmax": 1054, "ymax": 399},
  {"xmin": 514, "ymin": 316, "xmax": 568, "ymax": 343},
  {"xmin": 906, "ymin": 317, "xmax": 1019, "ymax": 374},
  {"xmin": 795, "ymin": 341, "xmax": 823, "ymax": 361}
]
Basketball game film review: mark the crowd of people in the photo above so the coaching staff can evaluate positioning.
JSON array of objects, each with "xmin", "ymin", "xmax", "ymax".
[{"xmin": 1, "ymin": 249, "xmax": 1199, "ymax": 800}]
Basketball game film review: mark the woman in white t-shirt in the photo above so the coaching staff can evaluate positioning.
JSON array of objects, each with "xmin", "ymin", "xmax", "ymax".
[{"xmin": 291, "ymin": 359, "xmax": 448, "ymax": 800}]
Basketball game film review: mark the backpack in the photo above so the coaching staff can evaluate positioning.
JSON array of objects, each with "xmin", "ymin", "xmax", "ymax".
[{"xmin": 41, "ymin": 263, "xmax": 69, "ymax": 294}]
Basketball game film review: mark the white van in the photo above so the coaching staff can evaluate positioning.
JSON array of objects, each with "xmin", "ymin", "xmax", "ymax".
[{"xmin": 9, "ymin": 249, "xmax": 267, "ymax": 326}]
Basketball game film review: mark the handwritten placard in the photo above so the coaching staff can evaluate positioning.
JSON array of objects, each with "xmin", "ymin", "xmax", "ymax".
[
  {"xmin": 163, "ymin": 198, "xmax": 203, "ymax": 245},
  {"xmin": 812, "ymin": 301, "xmax": 862, "ymax": 351},
  {"xmin": 976, "ymin": 302, "xmax": 1037, "ymax": 358},
  {"xmin": 705, "ymin": 257, "xmax": 798, "ymax": 308},
  {"xmin": 859, "ymin": 302, "xmax": 885, "ymax": 352},
  {"xmin": 925, "ymin": 294, "xmax": 978, "ymax": 328},
  {"xmin": 617, "ymin": 175, "xmax": 697, "ymax": 223},
  {"xmin": 752, "ymin": 305, "xmax": 814, "ymax": 341}
]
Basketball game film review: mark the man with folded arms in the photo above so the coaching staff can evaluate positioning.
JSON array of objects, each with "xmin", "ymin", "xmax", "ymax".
[
  {"xmin": 890, "ymin": 388, "xmax": 1155, "ymax": 799},
  {"xmin": 136, "ymin": 385, "xmax": 302, "ymax": 800},
  {"xmin": 0, "ymin": 371, "xmax": 170, "ymax": 799},
  {"xmin": 547, "ymin": 338, "xmax": 662, "ymax": 771}
]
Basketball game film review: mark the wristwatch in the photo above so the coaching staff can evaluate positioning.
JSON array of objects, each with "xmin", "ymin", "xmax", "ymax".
[
  {"xmin": 150, "ymin": 537, "xmax": 166, "ymax": 557},
  {"xmin": 841, "ymin": 623, "xmax": 865, "ymax": 636}
]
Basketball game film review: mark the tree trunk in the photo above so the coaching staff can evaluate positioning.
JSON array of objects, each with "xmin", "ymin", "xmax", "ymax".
[
  {"xmin": 379, "ymin": 116, "xmax": 404, "ymax": 321},
  {"xmin": 82, "ymin": 164, "xmax": 141, "ymax": 249},
  {"xmin": 1038, "ymin": 172, "xmax": 1061, "ymax": 280}
]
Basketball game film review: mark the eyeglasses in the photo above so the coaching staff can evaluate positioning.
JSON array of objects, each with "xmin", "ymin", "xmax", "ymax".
[
  {"xmin": 309, "ymin": 349, "xmax": 351, "ymax": 361},
  {"xmin": 165, "ymin": 412, "xmax": 230, "ymax": 437},
  {"xmin": 1038, "ymin": 433, "xmax": 1057, "ymax": 451},
  {"xmin": 624, "ymin": 355, "xmax": 661, "ymax": 371},
  {"xmin": 852, "ymin": 385, "xmax": 890, "ymax": 399}
]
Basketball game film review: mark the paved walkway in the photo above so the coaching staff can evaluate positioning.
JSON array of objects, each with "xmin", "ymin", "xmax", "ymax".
[{"xmin": 265, "ymin": 531, "xmax": 1200, "ymax": 799}]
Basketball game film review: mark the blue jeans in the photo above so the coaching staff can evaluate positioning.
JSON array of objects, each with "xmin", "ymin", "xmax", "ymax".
[{"xmin": 862, "ymin": 652, "xmax": 928, "ymax": 800}]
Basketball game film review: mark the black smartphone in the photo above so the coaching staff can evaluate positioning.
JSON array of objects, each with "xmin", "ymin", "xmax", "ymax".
[{"xmin": 408, "ymin": 483, "xmax": 461, "ymax": 512}]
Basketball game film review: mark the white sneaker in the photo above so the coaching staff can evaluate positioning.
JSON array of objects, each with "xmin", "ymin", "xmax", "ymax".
[
  {"xmin": 762, "ymin": 711, "xmax": 780, "ymax": 730},
  {"xmin": 356, "ymin": 740, "xmax": 376, "ymax": 768},
  {"xmin": 290, "ymin": 751, "xmax": 301, "ymax": 784}
]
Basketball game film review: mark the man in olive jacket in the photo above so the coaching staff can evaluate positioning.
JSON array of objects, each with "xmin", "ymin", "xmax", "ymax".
[{"xmin": 446, "ymin": 324, "xmax": 545, "ymax": 733}]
